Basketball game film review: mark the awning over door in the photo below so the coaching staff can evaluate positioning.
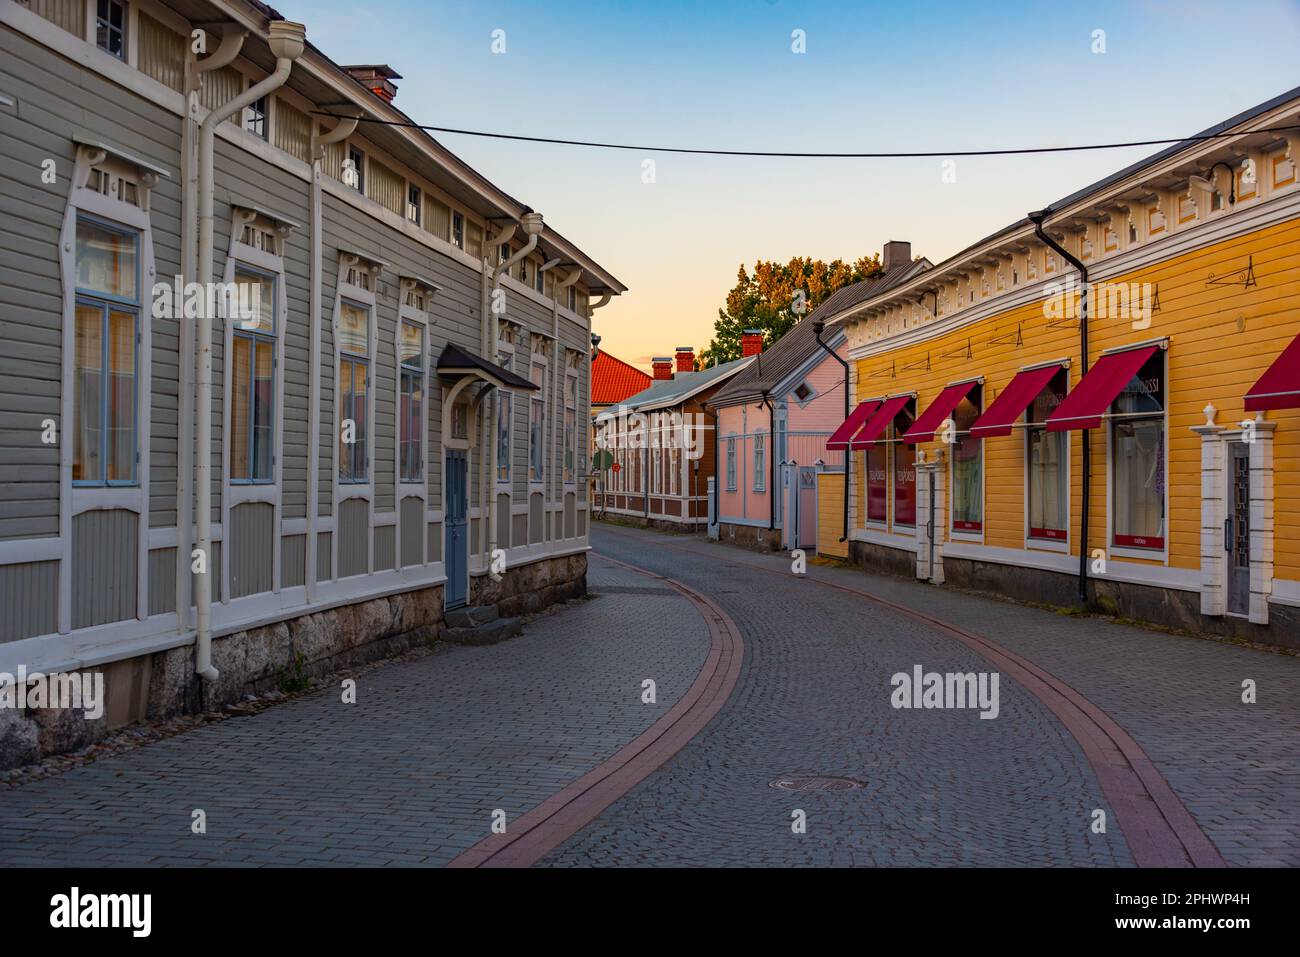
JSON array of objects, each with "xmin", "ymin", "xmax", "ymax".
[
  {"xmin": 903, "ymin": 380, "xmax": 980, "ymax": 444},
  {"xmin": 1245, "ymin": 333, "xmax": 1300, "ymax": 411},
  {"xmin": 970, "ymin": 363, "xmax": 1065, "ymax": 439},
  {"xmin": 850, "ymin": 394, "xmax": 914, "ymax": 450},
  {"xmin": 826, "ymin": 400, "xmax": 880, "ymax": 451},
  {"xmin": 1045, "ymin": 345, "xmax": 1158, "ymax": 432},
  {"xmin": 436, "ymin": 342, "xmax": 538, "ymax": 391}
]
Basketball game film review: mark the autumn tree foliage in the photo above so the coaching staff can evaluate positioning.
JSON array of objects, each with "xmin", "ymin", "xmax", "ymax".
[{"xmin": 699, "ymin": 255, "xmax": 883, "ymax": 367}]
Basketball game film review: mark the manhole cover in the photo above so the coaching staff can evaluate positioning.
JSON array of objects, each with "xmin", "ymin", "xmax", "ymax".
[{"xmin": 769, "ymin": 775, "xmax": 864, "ymax": 792}]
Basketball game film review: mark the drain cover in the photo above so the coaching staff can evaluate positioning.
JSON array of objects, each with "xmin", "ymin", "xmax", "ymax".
[{"xmin": 769, "ymin": 775, "xmax": 864, "ymax": 792}]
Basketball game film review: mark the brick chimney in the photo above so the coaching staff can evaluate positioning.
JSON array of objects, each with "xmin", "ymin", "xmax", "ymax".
[
  {"xmin": 882, "ymin": 240, "xmax": 912, "ymax": 272},
  {"xmin": 675, "ymin": 347, "xmax": 695, "ymax": 373},
  {"xmin": 741, "ymin": 329, "xmax": 764, "ymax": 357},
  {"xmin": 652, "ymin": 357, "xmax": 674, "ymax": 380},
  {"xmin": 344, "ymin": 65, "xmax": 402, "ymax": 104}
]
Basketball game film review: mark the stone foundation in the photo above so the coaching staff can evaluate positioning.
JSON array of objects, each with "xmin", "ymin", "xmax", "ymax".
[
  {"xmin": 718, "ymin": 522, "xmax": 784, "ymax": 553},
  {"xmin": 0, "ymin": 552, "xmax": 588, "ymax": 769}
]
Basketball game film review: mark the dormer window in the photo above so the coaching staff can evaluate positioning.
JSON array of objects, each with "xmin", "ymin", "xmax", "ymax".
[{"xmin": 96, "ymin": 0, "xmax": 127, "ymax": 60}]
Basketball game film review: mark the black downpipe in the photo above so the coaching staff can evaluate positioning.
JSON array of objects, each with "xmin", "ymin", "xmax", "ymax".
[
  {"xmin": 759, "ymin": 392, "xmax": 776, "ymax": 531},
  {"xmin": 812, "ymin": 319, "xmax": 850, "ymax": 542},
  {"xmin": 1028, "ymin": 210, "xmax": 1090, "ymax": 604}
]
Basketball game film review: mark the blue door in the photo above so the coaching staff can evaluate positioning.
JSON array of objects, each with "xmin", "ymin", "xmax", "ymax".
[{"xmin": 444, "ymin": 450, "xmax": 468, "ymax": 609}]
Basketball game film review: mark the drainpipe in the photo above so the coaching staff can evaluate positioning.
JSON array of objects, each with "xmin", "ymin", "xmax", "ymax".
[
  {"xmin": 759, "ymin": 392, "xmax": 776, "ymax": 531},
  {"xmin": 812, "ymin": 319, "xmax": 850, "ymax": 542},
  {"xmin": 307, "ymin": 110, "xmax": 360, "ymax": 603},
  {"xmin": 484, "ymin": 214, "xmax": 544, "ymax": 565},
  {"xmin": 194, "ymin": 20, "xmax": 306, "ymax": 681},
  {"xmin": 179, "ymin": 28, "xmax": 247, "ymax": 629},
  {"xmin": 701, "ymin": 401, "xmax": 718, "ymax": 529},
  {"xmin": 1028, "ymin": 209, "xmax": 1089, "ymax": 604}
]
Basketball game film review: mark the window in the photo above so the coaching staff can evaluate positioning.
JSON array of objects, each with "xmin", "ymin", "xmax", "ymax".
[
  {"xmin": 96, "ymin": 0, "xmax": 127, "ymax": 60},
  {"xmin": 567, "ymin": 286, "xmax": 577, "ymax": 312},
  {"xmin": 346, "ymin": 146, "xmax": 365, "ymax": 193},
  {"xmin": 499, "ymin": 243, "xmax": 511, "ymax": 267},
  {"xmin": 496, "ymin": 351, "xmax": 512, "ymax": 483},
  {"xmin": 753, "ymin": 431, "xmax": 765, "ymax": 492},
  {"xmin": 398, "ymin": 321, "xmax": 423, "ymax": 482},
  {"xmin": 892, "ymin": 404, "xmax": 916, "ymax": 527},
  {"xmin": 534, "ymin": 261, "xmax": 545, "ymax": 294},
  {"xmin": 726, "ymin": 436, "xmax": 737, "ymax": 490},
  {"xmin": 793, "ymin": 382, "xmax": 814, "ymax": 403},
  {"xmin": 669, "ymin": 447, "xmax": 680, "ymax": 496},
  {"xmin": 950, "ymin": 387, "xmax": 982, "ymax": 533},
  {"xmin": 338, "ymin": 301, "xmax": 370, "ymax": 482},
  {"xmin": 451, "ymin": 212, "xmax": 464, "ymax": 250},
  {"xmin": 1111, "ymin": 351, "xmax": 1165, "ymax": 550},
  {"xmin": 564, "ymin": 373, "xmax": 578, "ymax": 484},
  {"xmin": 1026, "ymin": 370, "xmax": 1068, "ymax": 541},
  {"xmin": 73, "ymin": 216, "xmax": 139, "ymax": 485},
  {"xmin": 529, "ymin": 360, "xmax": 545, "ymax": 482},
  {"xmin": 245, "ymin": 89, "xmax": 268, "ymax": 140},
  {"xmin": 406, "ymin": 185, "xmax": 421, "ymax": 225},
  {"xmin": 866, "ymin": 439, "xmax": 888, "ymax": 524},
  {"xmin": 230, "ymin": 265, "xmax": 276, "ymax": 482}
]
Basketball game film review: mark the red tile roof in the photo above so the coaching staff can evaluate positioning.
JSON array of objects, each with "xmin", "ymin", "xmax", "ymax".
[{"xmin": 591, "ymin": 349, "xmax": 652, "ymax": 406}]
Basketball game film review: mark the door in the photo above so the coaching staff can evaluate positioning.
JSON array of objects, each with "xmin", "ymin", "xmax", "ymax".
[
  {"xmin": 797, "ymin": 467, "xmax": 818, "ymax": 549},
  {"xmin": 445, "ymin": 450, "xmax": 468, "ymax": 609},
  {"xmin": 1226, "ymin": 442, "xmax": 1250, "ymax": 616}
]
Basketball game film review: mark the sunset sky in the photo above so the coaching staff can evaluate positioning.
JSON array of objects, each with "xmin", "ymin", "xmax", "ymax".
[{"xmin": 275, "ymin": 0, "xmax": 1300, "ymax": 371}]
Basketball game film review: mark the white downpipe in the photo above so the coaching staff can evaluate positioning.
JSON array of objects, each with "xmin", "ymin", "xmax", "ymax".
[
  {"xmin": 483, "ymin": 214, "xmax": 543, "ymax": 565},
  {"xmin": 194, "ymin": 21, "xmax": 305, "ymax": 681}
]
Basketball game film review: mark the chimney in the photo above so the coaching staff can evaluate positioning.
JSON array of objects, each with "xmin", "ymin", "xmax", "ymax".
[
  {"xmin": 741, "ymin": 329, "xmax": 764, "ymax": 357},
  {"xmin": 652, "ymin": 357, "xmax": 674, "ymax": 380},
  {"xmin": 344, "ymin": 65, "xmax": 402, "ymax": 104},
  {"xmin": 675, "ymin": 347, "xmax": 695, "ymax": 373},
  {"xmin": 882, "ymin": 240, "xmax": 912, "ymax": 272}
]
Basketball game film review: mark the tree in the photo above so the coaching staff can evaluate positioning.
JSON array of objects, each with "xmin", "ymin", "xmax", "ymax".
[{"xmin": 699, "ymin": 255, "xmax": 883, "ymax": 367}]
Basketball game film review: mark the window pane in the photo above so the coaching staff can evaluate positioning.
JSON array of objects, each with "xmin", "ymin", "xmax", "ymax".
[
  {"xmin": 252, "ymin": 340, "xmax": 274, "ymax": 480},
  {"xmin": 1113, "ymin": 417, "xmax": 1165, "ymax": 548},
  {"xmin": 866, "ymin": 444, "xmax": 887, "ymax": 523},
  {"xmin": 399, "ymin": 321, "xmax": 422, "ymax": 366},
  {"xmin": 76, "ymin": 219, "xmax": 137, "ymax": 300},
  {"xmin": 893, "ymin": 407, "xmax": 917, "ymax": 527},
  {"xmin": 74, "ymin": 305, "xmax": 103, "ymax": 483},
  {"xmin": 564, "ymin": 408, "xmax": 576, "ymax": 482},
  {"xmin": 497, "ymin": 392, "xmax": 512, "ymax": 482},
  {"xmin": 339, "ymin": 302, "xmax": 369, "ymax": 356},
  {"xmin": 338, "ymin": 360, "xmax": 352, "ymax": 479},
  {"xmin": 351, "ymin": 362, "xmax": 368, "ymax": 480},
  {"xmin": 1027, "ymin": 378, "xmax": 1068, "ymax": 539},
  {"xmin": 951, "ymin": 396, "xmax": 981, "ymax": 531},
  {"xmin": 400, "ymin": 369, "xmax": 423, "ymax": 482},
  {"xmin": 231, "ymin": 337, "xmax": 252, "ymax": 480},
  {"xmin": 530, "ymin": 398, "xmax": 544, "ymax": 481},
  {"xmin": 233, "ymin": 269, "xmax": 275, "ymax": 334},
  {"xmin": 106, "ymin": 309, "xmax": 135, "ymax": 482}
]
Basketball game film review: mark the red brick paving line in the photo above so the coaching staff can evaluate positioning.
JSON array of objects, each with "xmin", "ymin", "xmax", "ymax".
[
  {"xmin": 597, "ymin": 527, "xmax": 1225, "ymax": 868},
  {"xmin": 446, "ymin": 555, "xmax": 744, "ymax": 868}
]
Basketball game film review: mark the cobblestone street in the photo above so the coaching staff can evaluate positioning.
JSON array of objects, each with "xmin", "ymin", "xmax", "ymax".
[{"xmin": 1, "ymin": 525, "xmax": 1297, "ymax": 867}]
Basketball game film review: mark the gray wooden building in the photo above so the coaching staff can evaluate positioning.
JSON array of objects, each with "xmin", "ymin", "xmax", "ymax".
[{"xmin": 0, "ymin": 0, "xmax": 625, "ymax": 764}]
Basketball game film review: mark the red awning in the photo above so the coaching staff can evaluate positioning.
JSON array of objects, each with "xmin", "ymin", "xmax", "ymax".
[
  {"xmin": 1046, "ymin": 345, "xmax": 1158, "ymax": 432},
  {"xmin": 826, "ymin": 400, "xmax": 880, "ymax": 451},
  {"xmin": 903, "ymin": 380, "xmax": 980, "ymax": 444},
  {"xmin": 850, "ymin": 394, "xmax": 914, "ymax": 450},
  {"xmin": 970, "ymin": 364, "xmax": 1064, "ymax": 439},
  {"xmin": 1245, "ymin": 334, "xmax": 1300, "ymax": 411}
]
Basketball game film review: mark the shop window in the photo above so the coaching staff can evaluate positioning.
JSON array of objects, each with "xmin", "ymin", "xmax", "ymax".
[
  {"xmin": 866, "ymin": 440, "xmax": 888, "ymax": 525},
  {"xmin": 950, "ymin": 388, "xmax": 982, "ymax": 533},
  {"xmin": 1026, "ymin": 369, "xmax": 1068, "ymax": 541},
  {"xmin": 1111, "ymin": 351, "xmax": 1165, "ymax": 550},
  {"xmin": 892, "ymin": 403, "xmax": 916, "ymax": 528}
]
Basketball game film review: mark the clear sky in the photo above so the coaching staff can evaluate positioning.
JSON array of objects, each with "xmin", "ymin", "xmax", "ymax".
[{"xmin": 274, "ymin": 0, "xmax": 1300, "ymax": 371}]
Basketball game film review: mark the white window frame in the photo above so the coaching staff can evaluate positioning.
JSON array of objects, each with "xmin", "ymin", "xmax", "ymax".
[{"xmin": 726, "ymin": 435, "xmax": 737, "ymax": 491}]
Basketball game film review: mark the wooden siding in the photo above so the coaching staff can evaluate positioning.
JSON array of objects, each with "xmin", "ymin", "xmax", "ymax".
[
  {"xmin": 229, "ymin": 501, "xmax": 274, "ymax": 599},
  {"xmin": 817, "ymin": 472, "xmax": 848, "ymax": 558},
  {"xmin": 26, "ymin": 0, "xmax": 83, "ymax": 36},
  {"xmin": 72, "ymin": 509, "xmax": 138, "ymax": 628},
  {"xmin": 373, "ymin": 524, "xmax": 395, "ymax": 572},
  {"xmin": 281, "ymin": 533, "xmax": 306, "ymax": 588},
  {"xmin": 137, "ymin": 13, "xmax": 185, "ymax": 94},
  {"xmin": 337, "ymin": 498, "xmax": 368, "ymax": 578},
  {"xmin": 273, "ymin": 99, "xmax": 312, "ymax": 165},
  {"xmin": 0, "ymin": 560, "xmax": 59, "ymax": 642},
  {"xmin": 423, "ymin": 194, "xmax": 450, "ymax": 241},
  {"xmin": 366, "ymin": 156, "xmax": 404, "ymax": 218},
  {"xmin": 399, "ymin": 496, "xmax": 422, "ymax": 567},
  {"xmin": 316, "ymin": 531, "xmax": 332, "ymax": 582},
  {"xmin": 147, "ymin": 547, "xmax": 175, "ymax": 616},
  {"xmin": 199, "ymin": 66, "xmax": 242, "ymax": 124}
]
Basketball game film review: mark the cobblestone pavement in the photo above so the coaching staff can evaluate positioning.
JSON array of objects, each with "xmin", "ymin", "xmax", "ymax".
[
  {"xmin": 0, "ymin": 556, "xmax": 710, "ymax": 867},
  {"xmin": 545, "ymin": 525, "xmax": 1133, "ymax": 867},
  {"xmin": 544, "ymin": 525, "xmax": 1299, "ymax": 867}
]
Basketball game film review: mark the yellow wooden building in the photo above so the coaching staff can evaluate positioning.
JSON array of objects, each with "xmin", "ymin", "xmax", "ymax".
[{"xmin": 817, "ymin": 86, "xmax": 1300, "ymax": 646}]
